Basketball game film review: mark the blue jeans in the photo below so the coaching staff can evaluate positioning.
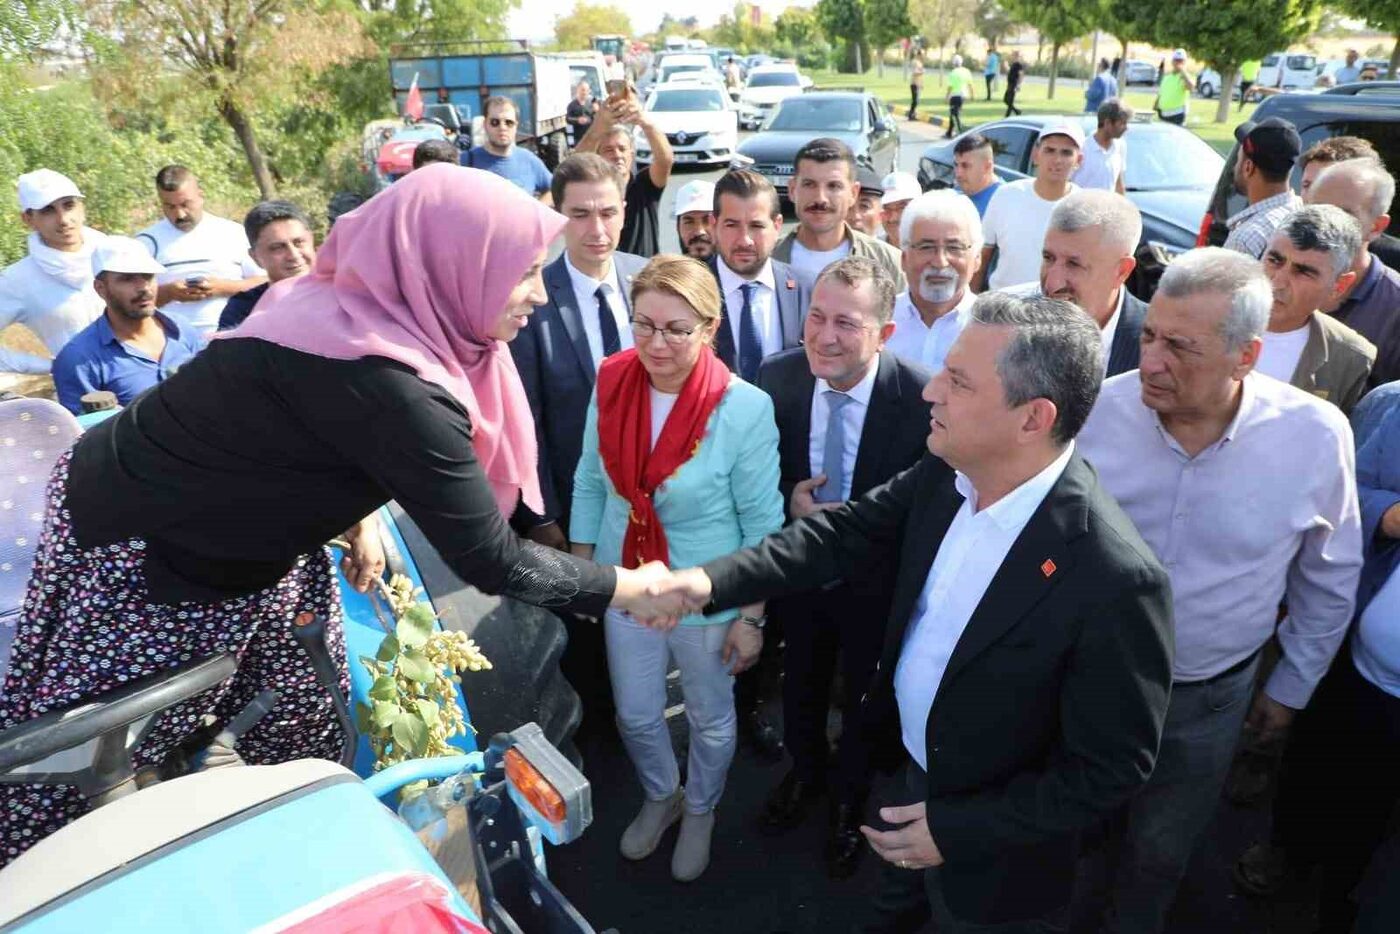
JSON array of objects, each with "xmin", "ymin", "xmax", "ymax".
[{"xmin": 1103, "ymin": 653, "xmax": 1261, "ymax": 933}]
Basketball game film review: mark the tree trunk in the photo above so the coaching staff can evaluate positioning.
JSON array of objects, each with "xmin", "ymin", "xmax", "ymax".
[
  {"xmin": 1048, "ymin": 42, "xmax": 1060, "ymax": 99},
  {"xmin": 1214, "ymin": 67, "xmax": 1237, "ymax": 124},
  {"xmin": 876, "ymin": 44, "xmax": 884, "ymax": 77},
  {"xmin": 1390, "ymin": 34, "xmax": 1399, "ymax": 80},
  {"xmin": 1036, "ymin": 33, "xmax": 1044, "ymax": 65},
  {"xmin": 218, "ymin": 95, "xmax": 276, "ymax": 199}
]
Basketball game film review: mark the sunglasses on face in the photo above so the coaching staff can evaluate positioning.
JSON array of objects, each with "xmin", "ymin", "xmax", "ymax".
[{"xmin": 489, "ymin": 117, "xmax": 517, "ymax": 128}]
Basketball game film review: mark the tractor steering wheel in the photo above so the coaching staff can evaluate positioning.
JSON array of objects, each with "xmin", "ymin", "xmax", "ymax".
[{"xmin": 0, "ymin": 654, "xmax": 236, "ymax": 801}]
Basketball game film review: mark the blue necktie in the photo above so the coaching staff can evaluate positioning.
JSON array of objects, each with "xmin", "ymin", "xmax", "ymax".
[
  {"xmin": 815, "ymin": 391, "xmax": 852, "ymax": 503},
  {"xmin": 738, "ymin": 282, "xmax": 763, "ymax": 383},
  {"xmin": 595, "ymin": 285, "xmax": 622, "ymax": 358}
]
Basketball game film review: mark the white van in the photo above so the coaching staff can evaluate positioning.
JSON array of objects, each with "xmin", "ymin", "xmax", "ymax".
[{"xmin": 1257, "ymin": 52, "xmax": 1318, "ymax": 91}]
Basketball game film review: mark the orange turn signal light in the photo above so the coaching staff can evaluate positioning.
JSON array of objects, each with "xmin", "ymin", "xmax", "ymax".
[{"xmin": 504, "ymin": 747, "xmax": 566, "ymax": 824}]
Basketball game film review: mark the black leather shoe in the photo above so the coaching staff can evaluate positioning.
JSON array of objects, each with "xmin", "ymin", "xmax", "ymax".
[
  {"xmin": 760, "ymin": 770, "xmax": 825, "ymax": 834},
  {"xmin": 826, "ymin": 802, "xmax": 866, "ymax": 879},
  {"xmin": 738, "ymin": 707, "xmax": 784, "ymax": 764}
]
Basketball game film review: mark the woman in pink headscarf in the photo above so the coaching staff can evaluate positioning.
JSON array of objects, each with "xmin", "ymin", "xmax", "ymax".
[{"xmin": 0, "ymin": 165, "xmax": 678, "ymax": 864}]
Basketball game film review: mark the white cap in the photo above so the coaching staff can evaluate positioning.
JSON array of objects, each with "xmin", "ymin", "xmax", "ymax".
[
  {"xmin": 1037, "ymin": 121, "xmax": 1085, "ymax": 148},
  {"xmin": 951, "ymin": 54, "xmax": 963, "ymax": 67},
  {"xmin": 879, "ymin": 171, "xmax": 922, "ymax": 206},
  {"xmin": 17, "ymin": 169, "xmax": 82, "ymax": 212},
  {"xmin": 672, "ymin": 179, "xmax": 716, "ymax": 218},
  {"xmin": 91, "ymin": 236, "xmax": 165, "ymax": 277},
  {"xmin": 1171, "ymin": 49, "xmax": 1187, "ymax": 62}
]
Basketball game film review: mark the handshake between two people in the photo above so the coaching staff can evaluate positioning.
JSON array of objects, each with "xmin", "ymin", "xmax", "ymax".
[{"xmin": 611, "ymin": 563, "xmax": 714, "ymax": 632}]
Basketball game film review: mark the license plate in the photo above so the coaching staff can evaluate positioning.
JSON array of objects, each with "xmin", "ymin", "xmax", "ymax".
[{"xmin": 675, "ymin": 153, "xmax": 699, "ymax": 163}]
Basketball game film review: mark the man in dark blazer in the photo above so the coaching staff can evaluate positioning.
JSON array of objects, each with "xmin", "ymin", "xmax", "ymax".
[
  {"xmin": 655, "ymin": 293, "xmax": 1174, "ymax": 931},
  {"xmin": 706, "ymin": 169, "xmax": 813, "ymax": 382},
  {"xmin": 754, "ymin": 257, "xmax": 934, "ymax": 879}
]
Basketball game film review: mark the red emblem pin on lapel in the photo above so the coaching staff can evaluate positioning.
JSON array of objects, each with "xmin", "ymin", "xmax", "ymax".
[
  {"xmin": 786, "ymin": 278, "xmax": 796, "ymax": 290},
  {"xmin": 1040, "ymin": 559, "xmax": 1057, "ymax": 578}
]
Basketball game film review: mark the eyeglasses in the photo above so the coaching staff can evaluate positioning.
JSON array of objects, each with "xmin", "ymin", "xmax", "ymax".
[
  {"xmin": 631, "ymin": 318, "xmax": 699, "ymax": 345},
  {"xmin": 907, "ymin": 241, "xmax": 971, "ymax": 260},
  {"xmin": 488, "ymin": 117, "xmax": 518, "ymax": 128}
]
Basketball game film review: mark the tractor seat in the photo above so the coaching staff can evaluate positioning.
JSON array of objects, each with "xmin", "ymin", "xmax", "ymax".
[{"xmin": 0, "ymin": 397, "xmax": 81, "ymax": 684}]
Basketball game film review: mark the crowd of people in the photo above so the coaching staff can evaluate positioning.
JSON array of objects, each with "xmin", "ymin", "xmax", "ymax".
[{"xmin": 0, "ymin": 90, "xmax": 1398, "ymax": 934}]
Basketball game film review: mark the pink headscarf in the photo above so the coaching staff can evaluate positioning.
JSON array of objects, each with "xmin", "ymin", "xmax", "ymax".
[{"xmin": 219, "ymin": 163, "xmax": 565, "ymax": 517}]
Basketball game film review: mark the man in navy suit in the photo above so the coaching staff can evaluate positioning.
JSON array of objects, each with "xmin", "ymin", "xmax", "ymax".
[
  {"xmin": 707, "ymin": 170, "xmax": 814, "ymax": 382},
  {"xmin": 510, "ymin": 153, "xmax": 648, "ymax": 726}
]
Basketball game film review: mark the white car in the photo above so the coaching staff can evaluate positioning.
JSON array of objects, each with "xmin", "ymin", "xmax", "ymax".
[
  {"xmin": 636, "ymin": 84, "xmax": 738, "ymax": 167},
  {"xmin": 657, "ymin": 53, "xmax": 719, "ymax": 86},
  {"xmin": 737, "ymin": 65, "xmax": 810, "ymax": 130}
]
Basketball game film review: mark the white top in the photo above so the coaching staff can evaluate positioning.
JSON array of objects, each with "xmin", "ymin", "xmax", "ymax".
[
  {"xmin": 885, "ymin": 290, "xmax": 976, "ymax": 373},
  {"xmin": 0, "ymin": 230, "xmax": 108, "ymax": 374},
  {"xmin": 895, "ymin": 443, "xmax": 1075, "ymax": 769},
  {"xmin": 564, "ymin": 252, "xmax": 633, "ymax": 367},
  {"xmin": 649, "ymin": 387, "xmax": 679, "ymax": 448},
  {"xmin": 981, "ymin": 179, "xmax": 1076, "ymax": 291},
  {"xmin": 786, "ymin": 239, "xmax": 851, "ymax": 286},
  {"xmin": 1077, "ymin": 372, "xmax": 1362, "ymax": 706},
  {"xmin": 808, "ymin": 360, "xmax": 880, "ymax": 501},
  {"xmin": 1354, "ymin": 569, "xmax": 1400, "ymax": 698},
  {"xmin": 1256, "ymin": 324, "xmax": 1311, "ymax": 383},
  {"xmin": 135, "ymin": 215, "xmax": 263, "ymax": 335},
  {"xmin": 1074, "ymin": 134, "xmax": 1127, "ymax": 191},
  {"xmin": 717, "ymin": 257, "xmax": 782, "ymax": 371}
]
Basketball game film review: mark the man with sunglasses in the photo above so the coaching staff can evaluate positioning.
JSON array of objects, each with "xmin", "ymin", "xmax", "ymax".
[{"xmin": 462, "ymin": 96, "xmax": 553, "ymax": 204}]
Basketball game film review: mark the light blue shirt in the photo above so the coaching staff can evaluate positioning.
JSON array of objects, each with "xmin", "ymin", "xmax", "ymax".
[
  {"xmin": 984, "ymin": 52, "xmax": 1000, "ymax": 77},
  {"xmin": 884, "ymin": 289, "xmax": 974, "ymax": 374},
  {"xmin": 895, "ymin": 443, "xmax": 1074, "ymax": 769},
  {"xmin": 807, "ymin": 360, "xmax": 879, "ymax": 502},
  {"xmin": 570, "ymin": 375, "xmax": 784, "ymax": 625}
]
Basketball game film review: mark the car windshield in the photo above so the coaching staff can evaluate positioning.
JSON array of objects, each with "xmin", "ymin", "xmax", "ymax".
[
  {"xmin": 1125, "ymin": 127, "xmax": 1223, "ymax": 190},
  {"xmin": 663, "ymin": 64, "xmax": 707, "ymax": 79},
  {"xmin": 650, "ymin": 89, "xmax": 727, "ymax": 112},
  {"xmin": 749, "ymin": 72, "xmax": 800, "ymax": 88},
  {"xmin": 768, "ymin": 98, "xmax": 862, "ymax": 132}
]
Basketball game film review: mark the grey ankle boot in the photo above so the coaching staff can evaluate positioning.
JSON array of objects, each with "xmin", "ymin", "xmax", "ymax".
[
  {"xmin": 670, "ymin": 809, "xmax": 716, "ymax": 882},
  {"xmin": 619, "ymin": 788, "xmax": 684, "ymax": 860}
]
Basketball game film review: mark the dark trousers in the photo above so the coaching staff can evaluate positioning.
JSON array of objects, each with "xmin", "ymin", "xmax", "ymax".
[
  {"xmin": 1160, "ymin": 112, "xmax": 1186, "ymax": 126},
  {"xmin": 908, "ymin": 85, "xmax": 921, "ymax": 120},
  {"xmin": 1238, "ymin": 81, "xmax": 1254, "ymax": 110},
  {"xmin": 947, "ymin": 96, "xmax": 965, "ymax": 135},
  {"xmin": 859, "ymin": 762, "xmax": 1069, "ymax": 934},
  {"xmin": 985, "ymin": 74, "xmax": 995, "ymax": 100},
  {"xmin": 1004, "ymin": 86, "xmax": 1021, "ymax": 117},
  {"xmin": 780, "ymin": 587, "xmax": 884, "ymax": 803},
  {"xmin": 1271, "ymin": 652, "xmax": 1400, "ymax": 933}
]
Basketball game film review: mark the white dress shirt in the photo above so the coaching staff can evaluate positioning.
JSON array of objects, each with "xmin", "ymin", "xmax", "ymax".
[
  {"xmin": 808, "ymin": 360, "xmax": 880, "ymax": 501},
  {"xmin": 564, "ymin": 252, "xmax": 633, "ymax": 368},
  {"xmin": 885, "ymin": 289, "xmax": 976, "ymax": 373},
  {"xmin": 895, "ymin": 442, "xmax": 1075, "ymax": 769},
  {"xmin": 717, "ymin": 258, "xmax": 782, "ymax": 367},
  {"xmin": 1077, "ymin": 372, "xmax": 1362, "ymax": 708}
]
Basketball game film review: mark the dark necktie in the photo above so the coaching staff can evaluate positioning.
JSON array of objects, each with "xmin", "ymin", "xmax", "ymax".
[
  {"xmin": 738, "ymin": 282, "xmax": 763, "ymax": 383},
  {"xmin": 595, "ymin": 284, "xmax": 621, "ymax": 358}
]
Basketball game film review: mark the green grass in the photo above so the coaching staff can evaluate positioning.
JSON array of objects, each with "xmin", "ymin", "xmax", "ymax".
[{"xmin": 810, "ymin": 67, "xmax": 1255, "ymax": 155}]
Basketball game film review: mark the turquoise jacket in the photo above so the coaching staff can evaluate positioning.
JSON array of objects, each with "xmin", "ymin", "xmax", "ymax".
[{"xmin": 570, "ymin": 376, "xmax": 784, "ymax": 626}]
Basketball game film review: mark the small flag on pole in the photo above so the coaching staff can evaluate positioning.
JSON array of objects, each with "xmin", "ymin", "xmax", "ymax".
[{"xmin": 404, "ymin": 72, "xmax": 424, "ymax": 121}]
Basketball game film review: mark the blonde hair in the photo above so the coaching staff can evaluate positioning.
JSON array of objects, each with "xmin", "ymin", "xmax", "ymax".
[{"xmin": 630, "ymin": 255, "xmax": 723, "ymax": 335}]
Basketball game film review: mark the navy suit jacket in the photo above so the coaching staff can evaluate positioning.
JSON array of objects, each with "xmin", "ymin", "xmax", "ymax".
[
  {"xmin": 510, "ymin": 250, "xmax": 649, "ymax": 530},
  {"xmin": 1106, "ymin": 290, "xmax": 1148, "ymax": 377},
  {"xmin": 706, "ymin": 256, "xmax": 812, "ymax": 374}
]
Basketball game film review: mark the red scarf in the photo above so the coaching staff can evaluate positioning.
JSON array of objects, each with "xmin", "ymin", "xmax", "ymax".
[{"xmin": 596, "ymin": 346, "xmax": 730, "ymax": 568}]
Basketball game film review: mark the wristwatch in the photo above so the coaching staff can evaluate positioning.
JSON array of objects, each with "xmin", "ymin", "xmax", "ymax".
[{"xmin": 738, "ymin": 614, "xmax": 767, "ymax": 630}]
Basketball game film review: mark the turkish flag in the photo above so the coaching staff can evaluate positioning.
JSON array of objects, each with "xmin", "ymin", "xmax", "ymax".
[{"xmin": 404, "ymin": 73, "xmax": 424, "ymax": 121}]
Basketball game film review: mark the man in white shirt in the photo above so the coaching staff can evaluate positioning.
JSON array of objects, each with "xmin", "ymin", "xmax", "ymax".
[
  {"xmin": 879, "ymin": 171, "xmax": 923, "ymax": 248},
  {"xmin": 1259, "ymin": 204, "xmax": 1375, "ymax": 413},
  {"xmin": 0, "ymin": 169, "xmax": 108, "ymax": 375},
  {"xmin": 885, "ymin": 189, "xmax": 981, "ymax": 373},
  {"xmin": 1077, "ymin": 248, "xmax": 1363, "ymax": 934},
  {"xmin": 707, "ymin": 169, "xmax": 812, "ymax": 385},
  {"xmin": 975, "ymin": 122, "xmax": 1082, "ymax": 292},
  {"xmin": 1074, "ymin": 99, "xmax": 1131, "ymax": 194},
  {"xmin": 662, "ymin": 293, "xmax": 1173, "ymax": 930},
  {"xmin": 135, "ymin": 165, "xmax": 265, "ymax": 337}
]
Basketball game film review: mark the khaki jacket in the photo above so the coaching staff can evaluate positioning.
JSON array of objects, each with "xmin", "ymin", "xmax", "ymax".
[{"xmin": 1290, "ymin": 312, "xmax": 1376, "ymax": 415}]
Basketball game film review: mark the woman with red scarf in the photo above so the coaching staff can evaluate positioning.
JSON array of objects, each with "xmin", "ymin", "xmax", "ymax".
[{"xmin": 570, "ymin": 256, "xmax": 784, "ymax": 882}]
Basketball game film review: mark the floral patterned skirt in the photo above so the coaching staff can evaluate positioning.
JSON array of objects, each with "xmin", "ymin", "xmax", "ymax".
[{"xmin": 0, "ymin": 450, "xmax": 349, "ymax": 866}]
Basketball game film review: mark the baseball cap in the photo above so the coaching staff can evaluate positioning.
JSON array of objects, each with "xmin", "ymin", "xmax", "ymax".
[
  {"xmin": 17, "ymin": 169, "xmax": 83, "ymax": 212},
  {"xmin": 856, "ymin": 165, "xmax": 885, "ymax": 197},
  {"xmin": 672, "ymin": 179, "xmax": 716, "ymax": 217},
  {"xmin": 1036, "ymin": 121, "xmax": 1085, "ymax": 148},
  {"xmin": 91, "ymin": 236, "xmax": 165, "ymax": 277},
  {"xmin": 880, "ymin": 171, "xmax": 922, "ymax": 206},
  {"xmin": 1234, "ymin": 117, "xmax": 1303, "ymax": 174},
  {"xmin": 1171, "ymin": 49, "xmax": 1187, "ymax": 62}
]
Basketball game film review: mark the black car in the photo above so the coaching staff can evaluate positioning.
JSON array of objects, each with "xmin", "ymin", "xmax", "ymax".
[
  {"xmin": 917, "ymin": 114, "xmax": 1224, "ymax": 264},
  {"xmin": 736, "ymin": 91, "xmax": 900, "ymax": 205},
  {"xmin": 1201, "ymin": 83, "xmax": 1400, "ymax": 248}
]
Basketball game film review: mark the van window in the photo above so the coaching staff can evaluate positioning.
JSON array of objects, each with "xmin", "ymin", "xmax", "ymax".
[
  {"xmin": 1263, "ymin": 55, "xmax": 1279, "ymax": 67},
  {"xmin": 1287, "ymin": 55, "xmax": 1315, "ymax": 71}
]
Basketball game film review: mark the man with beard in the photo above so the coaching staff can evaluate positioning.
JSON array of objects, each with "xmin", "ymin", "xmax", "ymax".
[
  {"xmin": 0, "ymin": 169, "xmax": 108, "ymax": 375},
  {"xmin": 673, "ymin": 180, "xmax": 717, "ymax": 260},
  {"xmin": 1223, "ymin": 118, "xmax": 1303, "ymax": 260},
  {"xmin": 884, "ymin": 189, "xmax": 981, "ymax": 374},
  {"xmin": 462, "ymin": 97, "xmax": 553, "ymax": 203},
  {"xmin": 218, "ymin": 201, "xmax": 318, "ymax": 331},
  {"xmin": 52, "ymin": 237, "xmax": 203, "ymax": 414},
  {"xmin": 773, "ymin": 138, "xmax": 904, "ymax": 290},
  {"xmin": 136, "ymin": 165, "xmax": 266, "ymax": 337}
]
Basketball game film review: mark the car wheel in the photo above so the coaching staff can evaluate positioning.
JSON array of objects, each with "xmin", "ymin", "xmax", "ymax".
[{"xmin": 1200, "ymin": 81, "xmax": 1214, "ymax": 98}]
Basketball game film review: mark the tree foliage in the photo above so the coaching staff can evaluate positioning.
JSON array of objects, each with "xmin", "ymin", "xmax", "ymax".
[
  {"xmin": 554, "ymin": 1, "xmax": 633, "ymax": 52},
  {"xmin": 1334, "ymin": 0, "xmax": 1400, "ymax": 78},
  {"xmin": 973, "ymin": 0, "xmax": 1018, "ymax": 49},
  {"xmin": 866, "ymin": 0, "xmax": 913, "ymax": 75},
  {"xmin": 1002, "ymin": 0, "xmax": 1094, "ymax": 96},
  {"xmin": 816, "ymin": 0, "xmax": 871, "ymax": 73},
  {"xmin": 1, "ymin": 0, "xmax": 69, "ymax": 56},
  {"xmin": 355, "ymin": 0, "xmax": 517, "ymax": 46},
  {"xmin": 774, "ymin": 6, "xmax": 818, "ymax": 49},
  {"xmin": 910, "ymin": 0, "xmax": 976, "ymax": 65}
]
